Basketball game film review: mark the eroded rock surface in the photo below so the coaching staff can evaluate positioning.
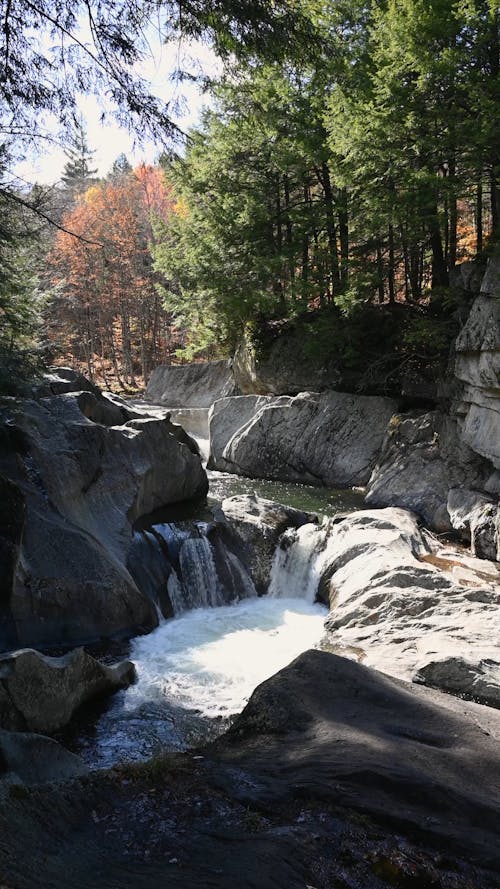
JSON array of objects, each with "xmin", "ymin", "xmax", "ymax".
[
  {"xmin": 0, "ymin": 387, "xmax": 208, "ymax": 648},
  {"xmin": 0, "ymin": 648, "xmax": 135, "ymax": 734},
  {"xmin": 314, "ymin": 509, "xmax": 500, "ymax": 703},
  {"xmin": 145, "ymin": 359, "xmax": 237, "ymax": 408},
  {"xmin": 454, "ymin": 257, "xmax": 500, "ymax": 473},
  {"xmin": 365, "ymin": 411, "xmax": 489, "ymax": 529},
  {"xmin": 209, "ymin": 391, "xmax": 396, "ymax": 487},
  {"xmin": 0, "ymin": 729, "xmax": 88, "ymax": 785}
]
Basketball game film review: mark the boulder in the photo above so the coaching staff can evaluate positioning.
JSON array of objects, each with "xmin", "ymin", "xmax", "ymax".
[
  {"xmin": 217, "ymin": 494, "xmax": 317, "ymax": 593},
  {"xmin": 209, "ymin": 390, "xmax": 397, "ymax": 487},
  {"xmin": 32, "ymin": 366, "xmax": 101, "ymax": 399},
  {"xmin": 0, "ymin": 388, "xmax": 208, "ymax": 647},
  {"xmin": 0, "ymin": 647, "xmax": 135, "ymax": 734},
  {"xmin": 219, "ymin": 649, "xmax": 500, "ymax": 873},
  {"xmin": 0, "ymin": 729, "xmax": 88, "ymax": 784},
  {"xmin": 309, "ymin": 508, "xmax": 500, "ymax": 704},
  {"xmin": 365, "ymin": 411, "xmax": 489, "ymax": 529},
  {"xmin": 145, "ymin": 359, "xmax": 237, "ymax": 408},
  {"xmin": 208, "ymin": 394, "xmax": 289, "ymax": 472}
]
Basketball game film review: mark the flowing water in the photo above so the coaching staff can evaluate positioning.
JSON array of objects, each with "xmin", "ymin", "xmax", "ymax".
[{"xmin": 70, "ymin": 473, "xmax": 362, "ymax": 768}]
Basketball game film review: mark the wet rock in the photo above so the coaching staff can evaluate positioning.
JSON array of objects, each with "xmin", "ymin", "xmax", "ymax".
[
  {"xmin": 218, "ymin": 494, "xmax": 317, "ymax": 593},
  {"xmin": 145, "ymin": 359, "xmax": 237, "ymax": 408},
  {"xmin": 209, "ymin": 391, "xmax": 396, "ymax": 487},
  {"xmin": 0, "ymin": 647, "xmax": 135, "ymax": 734}
]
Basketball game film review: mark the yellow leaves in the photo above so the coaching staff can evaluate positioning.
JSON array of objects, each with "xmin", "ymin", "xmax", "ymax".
[{"xmin": 173, "ymin": 197, "xmax": 189, "ymax": 219}]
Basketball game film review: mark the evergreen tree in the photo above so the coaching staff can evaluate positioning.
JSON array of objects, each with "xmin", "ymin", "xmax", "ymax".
[{"xmin": 61, "ymin": 118, "xmax": 98, "ymax": 191}]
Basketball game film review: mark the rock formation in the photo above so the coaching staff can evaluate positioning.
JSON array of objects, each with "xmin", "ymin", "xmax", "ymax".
[
  {"xmin": 216, "ymin": 494, "xmax": 317, "ymax": 593},
  {"xmin": 0, "ymin": 382, "xmax": 208, "ymax": 648},
  {"xmin": 209, "ymin": 390, "xmax": 397, "ymax": 487},
  {"xmin": 145, "ymin": 359, "xmax": 237, "ymax": 407},
  {"xmin": 0, "ymin": 648, "xmax": 135, "ymax": 734},
  {"xmin": 1, "ymin": 651, "xmax": 499, "ymax": 887}
]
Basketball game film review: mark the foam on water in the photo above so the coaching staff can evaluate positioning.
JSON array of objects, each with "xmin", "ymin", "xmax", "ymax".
[
  {"xmin": 72, "ymin": 597, "xmax": 326, "ymax": 767},
  {"xmin": 128, "ymin": 597, "xmax": 326, "ymax": 718}
]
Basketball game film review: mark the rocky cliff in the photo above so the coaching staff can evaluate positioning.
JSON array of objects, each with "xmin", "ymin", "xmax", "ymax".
[{"xmin": 0, "ymin": 373, "xmax": 208, "ymax": 649}]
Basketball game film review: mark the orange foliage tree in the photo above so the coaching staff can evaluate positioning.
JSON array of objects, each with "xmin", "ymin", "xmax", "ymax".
[{"xmin": 46, "ymin": 164, "xmax": 174, "ymax": 387}]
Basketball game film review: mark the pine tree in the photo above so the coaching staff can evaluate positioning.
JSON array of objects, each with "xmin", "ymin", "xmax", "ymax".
[{"xmin": 61, "ymin": 117, "xmax": 98, "ymax": 192}]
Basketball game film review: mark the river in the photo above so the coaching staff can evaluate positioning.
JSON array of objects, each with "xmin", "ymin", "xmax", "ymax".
[{"xmin": 66, "ymin": 471, "xmax": 364, "ymax": 768}]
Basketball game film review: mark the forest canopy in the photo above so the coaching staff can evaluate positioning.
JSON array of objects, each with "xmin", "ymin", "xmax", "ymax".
[{"xmin": 0, "ymin": 0, "xmax": 499, "ymax": 390}]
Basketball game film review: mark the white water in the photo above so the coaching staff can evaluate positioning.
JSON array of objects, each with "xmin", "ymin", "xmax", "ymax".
[
  {"xmin": 74, "ymin": 596, "xmax": 326, "ymax": 767},
  {"xmin": 128, "ymin": 597, "xmax": 326, "ymax": 718},
  {"xmin": 268, "ymin": 521, "xmax": 329, "ymax": 602}
]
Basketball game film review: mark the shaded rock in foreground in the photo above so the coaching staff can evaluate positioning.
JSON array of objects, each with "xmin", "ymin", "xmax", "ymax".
[
  {"xmin": 0, "ymin": 653, "xmax": 498, "ymax": 888},
  {"xmin": 218, "ymin": 650, "xmax": 500, "ymax": 873},
  {"xmin": 0, "ymin": 648, "xmax": 135, "ymax": 734},
  {"xmin": 0, "ymin": 729, "xmax": 88, "ymax": 785}
]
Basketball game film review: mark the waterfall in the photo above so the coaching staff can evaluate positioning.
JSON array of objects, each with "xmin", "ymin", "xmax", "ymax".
[
  {"xmin": 178, "ymin": 536, "xmax": 225, "ymax": 609},
  {"xmin": 268, "ymin": 522, "xmax": 328, "ymax": 603}
]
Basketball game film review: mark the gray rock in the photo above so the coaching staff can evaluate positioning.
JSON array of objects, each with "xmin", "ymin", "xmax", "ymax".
[
  {"xmin": 208, "ymin": 394, "xmax": 289, "ymax": 472},
  {"xmin": 218, "ymin": 494, "xmax": 317, "ymax": 593},
  {"xmin": 32, "ymin": 366, "xmax": 101, "ymax": 399},
  {"xmin": 0, "ymin": 647, "xmax": 135, "ymax": 734},
  {"xmin": 145, "ymin": 360, "xmax": 237, "ymax": 407},
  {"xmin": 210, "ymin": 390, "xmax": 397, "ymax": 487},
  {"xmin": 315, "ymin": 508, "xmax": 500, "ymax": 704},
  {"xmin": 447, "ymin": 487, "xmax": 499, "ymax": 560},
  {"xmin": 415, "ymin": 656, "xmax": 500, "ymax": 708},
  {"xmin": 454, "ymin": 258, "xmax": 500, "ymax": 471},
  {"xmin": 220, "ymin": 649, "xmax": 500, "ymax": 872},
  {"xmin": 0, "ymin": 729, "xmax": 88, "ymax": 784},
  {"xmin": 0, "ymin": 390, "xmax": 208, "ymax": 647},
  {"xmin": 366, "ymin": 411, "xmax": 489, "ymax": 529}
]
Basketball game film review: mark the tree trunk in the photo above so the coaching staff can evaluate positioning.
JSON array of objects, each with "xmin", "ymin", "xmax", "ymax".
[
  {"xmin": 321, "ymin": 161, "xmax": 340, "ymax": 299},
  {"xmin": 477, "ymin": 176, "xmax": 483, "ymax": 255},
  {"xmin": 388, "ymin": 224, "xmax": 395, "ymax": 304},
  {"xmin": 338, "ymin": 188, "xmax": 349, "ymax": 286}
]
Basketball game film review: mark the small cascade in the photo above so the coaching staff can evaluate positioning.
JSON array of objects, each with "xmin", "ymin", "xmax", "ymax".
[
  {"xmin": 268, "ymin": 522, "xmax": 328, "ymax": 603},
  {"xmin": 179, "ymin": 536, "xmax": 224, "ymax": 609},
  {"xmin": 166, "ymin": 568, "xmax": 185, "ymax": 615}
]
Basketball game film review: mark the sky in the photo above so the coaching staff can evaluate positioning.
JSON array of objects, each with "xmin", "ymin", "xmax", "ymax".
[{"xmin": 14, "ymin": 37, "xmax": 221, "ymax": 187}]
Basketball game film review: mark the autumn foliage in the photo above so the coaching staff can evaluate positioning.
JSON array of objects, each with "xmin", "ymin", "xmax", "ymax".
[{"xmin": 46, "ymin": 164, "xmax": 175, "ymax": 388}]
